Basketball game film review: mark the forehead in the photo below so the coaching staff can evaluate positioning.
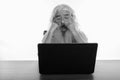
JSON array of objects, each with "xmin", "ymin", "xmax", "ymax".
[{"xmin": 58, "ymin": 10, "xmax": 71, "ymax": 15}]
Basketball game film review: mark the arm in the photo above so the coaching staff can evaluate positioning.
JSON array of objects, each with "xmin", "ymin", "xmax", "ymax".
[
  {"xmin": 71, "ymin": 30, "xmax": 86, "ymax": 43},
  {"xmin": 42, "ymin": 30, "xmax": 53, "ymax": 43},
  {"xmin": 77, "ymin": 31, "xmax": 88, "ymax": 43},
  {"xmin": 69, "ymin": 24, "xmax": 88, "ymax": 43},
  {"xmin": 42, "ymin": 23, "xmax": 58, "ymax": 43}
]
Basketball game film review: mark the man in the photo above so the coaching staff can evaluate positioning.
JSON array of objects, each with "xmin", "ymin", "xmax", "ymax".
[{"xmin": 42, "ymin": 4, "xmax": 88, "ymax": 43}]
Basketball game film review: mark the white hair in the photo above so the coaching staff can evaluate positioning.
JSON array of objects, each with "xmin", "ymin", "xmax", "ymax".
[
  {"xmin": 49, "ymin": 4, "xmax": 79, "ymax": 31},
  {"xmin": 42, "ymin": 4, "xmax": 84, "ymax": 43}
]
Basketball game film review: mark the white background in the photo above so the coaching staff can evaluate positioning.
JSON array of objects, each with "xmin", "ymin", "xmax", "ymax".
[{"xmin": 0, "ymin": 0, "xmax": 120, "ymax": 60}]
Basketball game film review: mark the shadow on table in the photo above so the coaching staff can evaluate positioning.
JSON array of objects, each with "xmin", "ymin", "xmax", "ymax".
[{"xmin": 39, "ymin": 74, "xmax": 94, "ymax": 80}]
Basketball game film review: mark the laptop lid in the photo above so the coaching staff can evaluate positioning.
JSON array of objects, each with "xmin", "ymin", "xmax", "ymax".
[{"xmin": 38, "ymin": 43, "xmax": 98, "ymax": 74}]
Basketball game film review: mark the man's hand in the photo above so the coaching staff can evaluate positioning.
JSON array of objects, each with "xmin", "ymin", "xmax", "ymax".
[
  {"xmin": 50, "ymin": 23, "xmax": 58, "ymax": 33},
  {"xmin": 68, "ymin": 24, "xmax": 77, "ymax": 34}
]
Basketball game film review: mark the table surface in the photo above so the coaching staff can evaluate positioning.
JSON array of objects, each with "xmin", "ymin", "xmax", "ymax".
[{"xmin": 0, "ymin": 60, "xmax": 120, "ymax": 80}]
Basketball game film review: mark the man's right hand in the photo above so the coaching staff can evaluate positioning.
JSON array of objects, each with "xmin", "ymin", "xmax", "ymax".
[{"xmin": 50, "ymin": 23, "xmax": 58, "ymax": 33}]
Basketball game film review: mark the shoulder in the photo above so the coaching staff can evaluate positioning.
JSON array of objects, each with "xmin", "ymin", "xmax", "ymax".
[{"xmin": 78, "ymin": 29, "xmax": 88, "ymax": 42}]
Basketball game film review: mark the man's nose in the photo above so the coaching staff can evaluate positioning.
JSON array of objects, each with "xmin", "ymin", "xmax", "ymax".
[
  {"xmin": 61, "ymin": 16, "xmax": 65, "ymax": 23},
  {"xmin": 62, "ymin": 19, "xmax": 64, "ymax": 23}
]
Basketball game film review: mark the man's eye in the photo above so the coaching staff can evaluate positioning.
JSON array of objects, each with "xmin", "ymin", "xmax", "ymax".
[
  {"xmin": 64, "ymin": 14, "xmax": 70, "ymax": 16},
  {"xmin": 55, "ymin": 15, "xmax": 61, "ymax": 18},
  {"xmin": 64, "ymin": 16, "xmax": 69, "ymax": 19},
  {"xmin": 64, "ymin": 14, "xmax": 71, "ymax": 19},
  {"xmin": 64, "ymin": 16, "xmax": 70, "ymax": 19}
]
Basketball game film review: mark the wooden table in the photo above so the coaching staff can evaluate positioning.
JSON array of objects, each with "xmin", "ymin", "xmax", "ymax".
[{"xmin": 0, "ymin": 60, "xmax": 120, "ymax": 80}]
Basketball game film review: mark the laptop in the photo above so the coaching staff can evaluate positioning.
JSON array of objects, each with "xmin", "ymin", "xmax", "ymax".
[{"xmin": 38, "ymin": 43, "xmax": 98, "ymax": 74}]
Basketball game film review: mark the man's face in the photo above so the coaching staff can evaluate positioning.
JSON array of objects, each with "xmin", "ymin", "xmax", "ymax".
[
  {"xmin": 60, "ymin": 10, "xmax": 72, "ymax": 25},
  {"xmin": 53, "ymin": 10, "xmax": 72, "ymax": 26}
]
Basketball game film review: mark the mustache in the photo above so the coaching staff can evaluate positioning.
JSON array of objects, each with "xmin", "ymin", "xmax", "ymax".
[{"xmin": 59, "ymin": 23, "xmax": 69, "ymax": 32}]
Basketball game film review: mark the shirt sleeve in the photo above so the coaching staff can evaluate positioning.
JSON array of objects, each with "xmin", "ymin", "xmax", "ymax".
[{"xmin": 78, "ymin": 30, "xmax": 88, "ymax": 43}]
